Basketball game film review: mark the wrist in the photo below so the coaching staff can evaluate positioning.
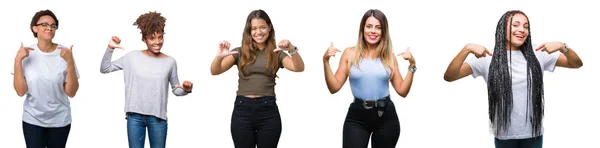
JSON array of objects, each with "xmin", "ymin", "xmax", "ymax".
[
  {"xmin": 561, "ymin": 43, "xmax": 569, "ymax": 53},
  {"xmin": 288, "ymin": 46, "xmax": 298, "ymax": 55},
  {"xmin": 408, "ymin": 65, "xmax": 417, "ymax": 73}
]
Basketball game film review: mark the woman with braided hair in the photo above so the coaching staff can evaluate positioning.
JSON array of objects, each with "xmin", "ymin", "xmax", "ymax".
[
  {"xmin": 443, "ymin": 10, "xmax": 583, "ymax": 148},
  {"xmin": 100, "ymin": 11, "xmax": 194, "ymax": 148}
]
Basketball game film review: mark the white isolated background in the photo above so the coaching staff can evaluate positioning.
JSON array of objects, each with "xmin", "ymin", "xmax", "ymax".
[{"xmin": 0, "ymin": 0, "xmax": 598, "ymax": 147}]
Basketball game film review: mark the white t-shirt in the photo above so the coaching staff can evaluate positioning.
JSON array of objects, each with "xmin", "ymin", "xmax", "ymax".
[
  {"xmin": 466, "ymin": 50, "xmax": 559, "ymax": 140},
  {"xmin": 11, "ymin": 44, "xmax": 80, "ymax": 128}
]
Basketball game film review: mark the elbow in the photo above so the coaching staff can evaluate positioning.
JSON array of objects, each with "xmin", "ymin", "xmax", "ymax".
[
  {"xmin": 100, "ymin": 68, "xmax": 109, "ymax": 74},
  {"xmin": 575, "ymin": 61, "xmax": 583, "ymax": 68},
  {"xmin": 16, "ymin": 92, "xmax": 26, "ymax": 97},
  {"xmin": 443, "ymin": 73, "xmax": 457, "ymax": 82},
  {"xmin": 443, "ymin": 75, "xmax": 454, "ymax": 82},
  {"xmin": 210, "ymin": 70, "xmax": 220, "ymax": 76},
  {"xmin": 66, "ymin": 91, "xmax": 76, "ymax": 98},
  {"xmin": 398, "ymin": 92, "xmax": 408, "ymax": 98},
  {"xmin": 210, "ymin": 68, "xmax": 222, "ymax": 75},
  {"xmin": 327, "ymin": 87, "xmax": 339, "ymax": 94},
  {"xmin": 296, "ymin": 67, "xmax": 305, "ymax": 72}
]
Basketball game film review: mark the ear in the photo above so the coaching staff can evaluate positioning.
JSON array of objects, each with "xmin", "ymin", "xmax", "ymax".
[{"xmin": 32, "ymin": 26, "xmax": 38, "ymax": 34}]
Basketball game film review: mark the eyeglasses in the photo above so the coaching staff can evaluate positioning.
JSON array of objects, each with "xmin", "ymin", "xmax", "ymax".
[{"xmin": 36, "ymin": 23, "xmax": 58, "ymax": 29}]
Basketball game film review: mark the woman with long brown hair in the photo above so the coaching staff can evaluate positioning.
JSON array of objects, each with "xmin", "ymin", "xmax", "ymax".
[{"xmin": 210, "ymin": 9, "xmax": 305, "ymax": 148}]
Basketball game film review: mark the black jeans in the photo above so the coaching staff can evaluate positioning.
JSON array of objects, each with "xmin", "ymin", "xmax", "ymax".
[
  {"xmin": 231, "ymin": 96, "xmax": 282, "ymax": 148},
  {"xmin": 343, "ymin": 97, "xmax": 400, "ymax": 148},
  {"xmin": 495, "ymin": 136, "xmax": 543, "ymax": 148},
  {"xmin": 22, "ymin": 121, "xmax": 71, "ymax": 148}
]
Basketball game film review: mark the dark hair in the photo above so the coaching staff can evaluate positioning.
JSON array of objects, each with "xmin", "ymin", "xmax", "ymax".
[
  {"xmin": 30, "ymin": 10, "xmax": 59, "ymax": 38},
  {"xmin": 134, "ymin": 11, "xmax": 166, "ymax": 40},
  {"xmin": 238, "ymin": 9, "xmax": 279, "ymax": 79},
  {"xmin": 488, "ymin": 10, "xmax": 544, "ymax": 137}
]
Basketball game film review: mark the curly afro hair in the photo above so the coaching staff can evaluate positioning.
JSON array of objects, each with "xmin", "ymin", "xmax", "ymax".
[{"xmin": 134, "ymin": 11, "xmax": 166, "ymax": 40}]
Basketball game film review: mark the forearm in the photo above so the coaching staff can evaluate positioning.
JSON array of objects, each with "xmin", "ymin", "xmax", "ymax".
[
  {"xmin": 444, "ymin": 48, "xmax": 470, "ymax": 81},
  {"xmin": 396, "ymin": 71, "xmax": 414, "ymax": 98},
  {"xmin": 172, "ymin": 87, "xmax": 189, "ymax": 96},
  {"xmin": 13, "ymin": 60, "xmax": 27, "ymax": 97},
  {"xmin": 290, "ymin": 53, "xmax": 305, "ymax": 72},
  {"xmin": 562, "ymin": 48, "xmax": 583, "ymax": 68},
  {"xmin": 210, "ymin": 56, "xmax": 224, "ymax": 75},
  {"xmin": 100, "ymin": 48, "xmax": 119, "ymax": 73},
  {"xmin": 323, "ymin": 60, "xmax": 341, "ymax": 94},
  {"xmin": 64, "ymin": 62, "xmax": 79, "ymax": 98}
]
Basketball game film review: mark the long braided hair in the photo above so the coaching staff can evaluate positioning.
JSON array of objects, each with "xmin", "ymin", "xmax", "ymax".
[{"xmin": 488, "ymin": 10, "xmax": 544, "ymax": 137}]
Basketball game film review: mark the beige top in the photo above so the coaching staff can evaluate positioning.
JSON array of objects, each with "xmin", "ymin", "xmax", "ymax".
[{"xmin": 231, "ymin": 47, "xmax": 287, "ymax": 96}]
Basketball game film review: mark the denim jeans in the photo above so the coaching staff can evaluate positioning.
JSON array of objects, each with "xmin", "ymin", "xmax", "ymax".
[
  {"xmin": 495, "ymin": 136, "xmax": 543, "ymax": 148},
  {"xmin": 22, "ymin": 121, "xmax": 71, "ymax": 148},
  {"xmin": 126, "ymin": 112, "xmax": 168, "ymax": 148},
  {"xmin": 231, "ymin": 96, "xmax": 282, "ymax": 148}
]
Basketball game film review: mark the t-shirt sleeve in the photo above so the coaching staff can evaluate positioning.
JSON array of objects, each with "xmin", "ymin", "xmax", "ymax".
[
  {"xmin": 231, "ymin": 47, "xmax": 241, "ymax": 65},
  {"xmin": 465, "ymin": 56, "xmax": 487, "ymax": 78},
  {"xmin": 535, "ymin": 50, "xmax": 560, "ymax": 72}
]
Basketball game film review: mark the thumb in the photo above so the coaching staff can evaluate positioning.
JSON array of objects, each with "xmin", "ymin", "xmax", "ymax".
[
  {"xmin": 330, "ymin": 42, "xmax": 334, "ymax": 47},
  {"xmin": 405, "ymin": 47, "xmax": 410, "ymax": 52},
  {"xmin": 20, "ymin": 42, "xmax": 24, "ymax": 49},
  {"xmin": 273, "ymin": 48, "xmax": 283, "ymax": 52},
  {"xmin": 69, "ymin": 45, "xmax": 74, "ymax": 51}
]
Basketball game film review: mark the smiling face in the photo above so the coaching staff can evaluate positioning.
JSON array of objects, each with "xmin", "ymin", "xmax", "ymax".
[
  {"xmin": 363, "ymin": 16, "xmax": 382, "ymax": 45},
  {"xmin": 250, "ymin": 18, "xmax": 270, "ymax": 47},
  {"xmin": 143, "ymin": 32, "xmax": 164, "ymax": 54},
  {"xmin": 506, "ymin": 13, "xmax": 529, "ymax": 49},
  {"xmin": 32, "ymin": 15, "xmax": 57, "ymax": 40}
]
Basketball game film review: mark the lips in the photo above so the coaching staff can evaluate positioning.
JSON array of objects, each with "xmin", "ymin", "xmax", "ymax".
[
  {"xmin": 150, "ymin": 45, "xmax": 161, "ymax": 51},
  {"xmin": 514, "ymin": 34, "xmax": 525, "ymax": 40},
  {"xmin": 368, "ymin": 35, "xmax": 378, "ymax": 40},
  {"xmin": 254, "ymin": 35, "xmax": 264, "ymax": 40}
]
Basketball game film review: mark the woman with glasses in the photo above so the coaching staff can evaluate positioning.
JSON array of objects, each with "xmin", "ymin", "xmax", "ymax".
[{"xmin": 12, "ymin": 9, "xmax": 79, "ymax": 148}]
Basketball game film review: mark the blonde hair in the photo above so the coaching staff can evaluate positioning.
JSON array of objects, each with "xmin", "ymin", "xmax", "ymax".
[{"xmin": 348, "ymin": 9, "xmax": 395, "ymax": 78}]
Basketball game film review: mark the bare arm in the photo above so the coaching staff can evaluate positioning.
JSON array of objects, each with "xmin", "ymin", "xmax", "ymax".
[
  {"xmin": 210, "ymin": 55, "xmax": 236, "ymax": 75},
  {"xmin": 390, "ymin": 50, "xmax": 416, "ymax": 98},
  {"xmin": 210, "ymin": 41, "xmax": 238, "ymax": 75},
  {"xmin": 63, "ymin": 60, "xmax": 79, "ymax": 98},
  {"xmin": 444, "ymin": 44, "xmax": 490, "ymax": 82},
  {"xmin": 281, "ymin": 49, "xmax": 305, "ymax": 72},
  {"xmin": 13, "ymin": 59, "xmax": 27, "ymax": 97},
  {"xmin": 323, "ymin": 47, "xmax": 352, "ymax": 94},
  {"xmin": 556, "ymin": 47, "xmax": 583, "ymax": 68}
]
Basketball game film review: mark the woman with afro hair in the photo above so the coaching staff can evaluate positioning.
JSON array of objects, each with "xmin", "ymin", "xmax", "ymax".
[{"xmin": 100, "ymin": 11, "xmax": 194, "ymax": 148}]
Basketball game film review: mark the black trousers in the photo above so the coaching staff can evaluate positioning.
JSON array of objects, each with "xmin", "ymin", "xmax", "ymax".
[
  {"xmin": 343, "ymin": 98, "xmax": 400, "ymax": 148},
  {"xmin": 231, "ymin": 96, "xmax": 282, "ymax": 148},
  {"xmin": 22, "ymin": 121, "xmax": 71, "ymax": 148}
]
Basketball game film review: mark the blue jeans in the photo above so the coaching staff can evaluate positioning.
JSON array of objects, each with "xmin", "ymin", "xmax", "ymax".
[
  {"xmin": 126, "ymin": 112, "xmax": 168, "ymax": 148},
  {"xmin": 495, "ymin": 136, "xmax": 543, "ymax": 148}
]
